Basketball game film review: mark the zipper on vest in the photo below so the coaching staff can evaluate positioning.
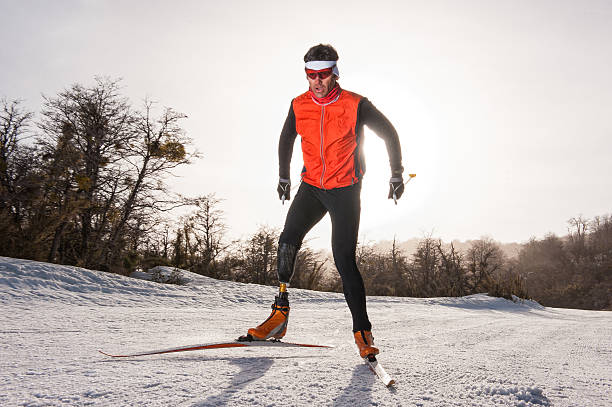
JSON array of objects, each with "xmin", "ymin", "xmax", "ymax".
[{"xmin": 319, "ymin": 105, "xmax": 326, "ymax": 189}]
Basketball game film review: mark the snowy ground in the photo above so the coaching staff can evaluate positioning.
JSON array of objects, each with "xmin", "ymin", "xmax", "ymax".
[{"xmin": 1, "ymin": 257, "xmax": 611, "ymax": 406}]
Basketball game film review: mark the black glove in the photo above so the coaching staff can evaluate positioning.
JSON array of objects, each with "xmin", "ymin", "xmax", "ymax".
[
  {"xmin": 388, "ymin": 176, "xmax": 404, "ymax": 203},
  {"xmin": 277, "ymin": 178, "xmax": 291, "ymax": 202}
]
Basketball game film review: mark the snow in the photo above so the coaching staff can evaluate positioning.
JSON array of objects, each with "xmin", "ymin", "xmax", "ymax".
[{"xmin": 1, "ymin": 257, "xmax": 611, "ymax": 406}]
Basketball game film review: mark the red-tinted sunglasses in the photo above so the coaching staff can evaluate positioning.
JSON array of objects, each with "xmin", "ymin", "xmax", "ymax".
[{"xmin": 306, "ymin": 68, "xmax": 333, "ymax": 80}]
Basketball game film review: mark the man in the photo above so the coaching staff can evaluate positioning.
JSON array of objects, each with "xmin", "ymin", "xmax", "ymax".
[{"xmin": 243, "ymin": 44, "xmax": 405, "ymax": 358}]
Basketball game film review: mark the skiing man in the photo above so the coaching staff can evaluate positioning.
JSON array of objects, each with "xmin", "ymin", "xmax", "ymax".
[{"xmin": 244, "ymin": 44, "xmax": 404, "ymax": 359}]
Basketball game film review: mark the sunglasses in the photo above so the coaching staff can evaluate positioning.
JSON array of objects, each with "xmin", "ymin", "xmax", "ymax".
[{"xmin": 306, "ymin": 68, "xmax": 333, "ymax": 80}]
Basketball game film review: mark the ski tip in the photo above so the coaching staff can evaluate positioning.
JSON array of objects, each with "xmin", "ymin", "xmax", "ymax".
[{"xmin": 98, "ymin": 350, "xmax": 129, "ymax": 358}]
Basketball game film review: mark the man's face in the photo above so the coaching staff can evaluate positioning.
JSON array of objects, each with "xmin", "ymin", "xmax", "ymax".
[{"xmin": 306, "ymin": 68, "xmax": 337, "ymax": 98}]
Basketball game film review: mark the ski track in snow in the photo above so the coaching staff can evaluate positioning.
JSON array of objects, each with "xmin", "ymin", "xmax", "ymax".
[{"xmin": 1, "ymin": 256, "xmax": 611, "ymax": 406}]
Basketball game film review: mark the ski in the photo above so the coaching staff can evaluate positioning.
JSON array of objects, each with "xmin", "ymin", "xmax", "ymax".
[
  {"xmin": 99, "ymin": 338, "xmax": 333, "ymax": 358},
  {"xmin": 364, "ymin": 355, "xmax": 395, "ymax": 387}
]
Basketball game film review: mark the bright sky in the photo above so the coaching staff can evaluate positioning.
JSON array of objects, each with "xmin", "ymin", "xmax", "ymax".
[{"xmin": 2, "ymin": 0, "xmax": 611, "ymax": 249}]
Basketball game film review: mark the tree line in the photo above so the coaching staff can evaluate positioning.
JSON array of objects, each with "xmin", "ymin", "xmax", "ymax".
[
  {"xmin": 516, "ymin": 215, "xmax": 612, "ymax": 310},
  {"xmin": 354, "ymin": 214, "xmax": 611, "ymax": 311},
  {"xmin": 1, "ymin": 78, "xmax": 196, "ymax": 272},
  {"xmin": 1, "ymin": 78, "xmax": 610, "ymax": 310},
  {"xmin": 146, "ymin": 201, "xmax": 611, "ymax": 311}
]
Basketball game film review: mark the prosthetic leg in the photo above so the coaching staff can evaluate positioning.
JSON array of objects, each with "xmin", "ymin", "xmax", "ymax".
[{"xmin": 243, "ymin": 243, "xmax": 298, "ymax": 341}]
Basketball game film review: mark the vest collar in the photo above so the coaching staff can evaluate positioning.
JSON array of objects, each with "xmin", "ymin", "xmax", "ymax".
[{"xmin": 309, "ymin": 84, "xmax": 342, "ymax": 106}]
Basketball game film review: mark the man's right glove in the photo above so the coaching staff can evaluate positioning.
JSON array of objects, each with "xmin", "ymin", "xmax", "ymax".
[
  {"xmin": 388, "ymin": 176, "xmax": 404, "ymax": 204},
  {"xmin": 277, "ymin": 178, "xmax": 291, "ymax": 203}
]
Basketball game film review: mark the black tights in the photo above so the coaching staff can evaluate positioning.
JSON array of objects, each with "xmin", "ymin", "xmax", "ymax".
[{"xmin": 279, "ymin": 181, "xmax": 371, "ymax": 332}]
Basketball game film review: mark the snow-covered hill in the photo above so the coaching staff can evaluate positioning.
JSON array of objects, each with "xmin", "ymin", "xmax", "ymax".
[{"xmin": 1, "ymin": 257, "xmax": 611, "ymax": 406}]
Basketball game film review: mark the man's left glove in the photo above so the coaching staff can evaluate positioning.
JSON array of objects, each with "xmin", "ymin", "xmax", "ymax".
[
  {"xmin": 277, "ymin": 178, "xmax": 291, "ymax": 203},
  {"xmin": 388, "ymin": 176, "xmax": 404, "ymax": 203}
]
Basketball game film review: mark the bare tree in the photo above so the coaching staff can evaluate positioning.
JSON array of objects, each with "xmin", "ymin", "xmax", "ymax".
[
  {"xmin": 436, "ymin": 241, "xmax": 467, "ymax": 296},
  {"xmin": 466, "ymin": 238, "xmax": 505, "ymax": 292},
  {"xmin": 589, "ymin": 215, "xmax": 612, "ymax": 265},
  {"xmin": 0, "ymin": 98, "xmax": 33, "ymax": 196},
  {"xmin": 188, "ymin": 194, "xmax": 229, "ymax": 276},
  {"xmin": 0, "ymin": 99, "xmax": 35, "ymax": 217},
  {"xmin": 101, "ymin": 101, "xmax": 196, "ymax": 268},
  {"xmin": 412, "ymin": 237, "xmax": 440, "ymax": 296},
  {"xmin": 0, "ymin": 98, "xmax": 38, "ymax": 256},
  {"xmin": 567, "ymin": 215, "xmax": 589, "ymax": 263},
  {"xmin": 168, "ymin": 194, "xmax": 231, "ymax": 278},
  {"xmin": 236, "ymin": 226, "xmax": 279, "ymax": 285},
  {"xmin": 38, "ymin": 77, "xmax": 135, "ymax": 266},
  {"xmin": 33, "ymin": 77, "xmax": 195, "ymax": 272}
]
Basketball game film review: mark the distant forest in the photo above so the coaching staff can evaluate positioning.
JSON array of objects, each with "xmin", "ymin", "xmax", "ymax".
[{"xmin": 1, "ymin": 78, "xmax": 610, "ymax": 311}]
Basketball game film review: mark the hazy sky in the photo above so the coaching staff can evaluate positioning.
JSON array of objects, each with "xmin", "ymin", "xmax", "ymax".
[{"xmin": 2, "ymin": 0, "xmax": 611, "ymax": 249}]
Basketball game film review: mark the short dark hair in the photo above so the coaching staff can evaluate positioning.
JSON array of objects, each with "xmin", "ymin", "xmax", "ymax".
[{"xmin": 304, "ymin": 44, "xmax": 339, "ymax": 62}]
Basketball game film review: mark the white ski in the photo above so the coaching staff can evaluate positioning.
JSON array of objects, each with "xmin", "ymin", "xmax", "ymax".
[{"xmin": 364, "ymin": 356, "xmax": 395, "ymax": 387}]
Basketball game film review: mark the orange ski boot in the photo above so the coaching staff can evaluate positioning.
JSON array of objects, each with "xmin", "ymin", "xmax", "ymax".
[
  {"xmin": 246, "ymin": 291, "xmax": 290, "ymax": 340},
  {"xmin": 354, "ymin": 330, "xmax": 380, "ymax": 358}
]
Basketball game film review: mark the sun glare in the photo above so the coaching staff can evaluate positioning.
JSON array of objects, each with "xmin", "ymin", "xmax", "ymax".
[{"xmin": 358, "ymin": 87, "xmax": 441, "ymax": 242}]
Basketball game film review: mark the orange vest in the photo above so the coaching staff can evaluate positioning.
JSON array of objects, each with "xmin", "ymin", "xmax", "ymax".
[{"xmin": 293, "ymin": 90, "xmax": 364, "ymax": 189}]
